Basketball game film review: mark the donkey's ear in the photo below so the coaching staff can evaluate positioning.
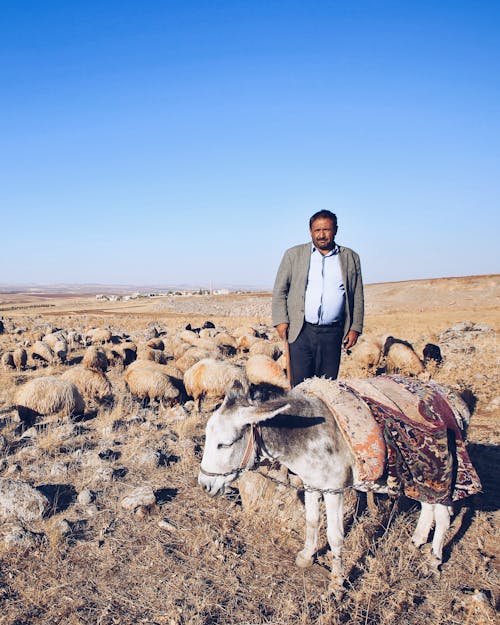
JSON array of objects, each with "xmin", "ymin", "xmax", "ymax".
[{"xmin": 243, "ymin": 399, "xmax": 291, "ymax": 425}]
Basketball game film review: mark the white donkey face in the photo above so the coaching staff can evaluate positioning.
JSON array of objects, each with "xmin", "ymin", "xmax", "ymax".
[
  {"xmin": 198, "ymin": 408, "xmax": 250, "ymax": 496},
  {"xmin": 198, "ymin": 385, "xmax": 290, "ymax": 496}
]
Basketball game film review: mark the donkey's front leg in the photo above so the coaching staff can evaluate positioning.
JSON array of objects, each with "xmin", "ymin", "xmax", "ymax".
[
  {"xmin": 324, "ymin": 492, "xmax": 345, "ymax": 587},
  {"xmin": 296, "ymin": 489, "xmax": 321, "ymax": 568}
]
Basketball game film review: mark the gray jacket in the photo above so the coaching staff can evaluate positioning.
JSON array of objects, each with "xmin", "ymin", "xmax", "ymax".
[{"xmin": 272, "ymin": 243, "xmax": 364, "ymax": 343}]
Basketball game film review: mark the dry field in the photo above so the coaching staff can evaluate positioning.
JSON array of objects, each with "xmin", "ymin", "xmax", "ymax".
[{"xmin": 0, "ymin": 275, "xmax": 498, "ymax": 625}]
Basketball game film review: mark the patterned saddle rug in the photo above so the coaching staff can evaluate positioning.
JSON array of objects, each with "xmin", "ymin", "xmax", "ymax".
[{"xmin": 298, "ymin": 375, "xmax": 482, "ymax": 504}]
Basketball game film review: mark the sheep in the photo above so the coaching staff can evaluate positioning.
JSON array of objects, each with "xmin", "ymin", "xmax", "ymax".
[
  {"xmin": 175, "ymin": 347, "xmax": 214, "ymax": 373},
  {"xmin": 85, "ymin": 327, "xmax": 112, "ymax": 345},
  {"xmin": 195, "ymin": 337, "xmax": 220, "ymax": 352},
  {"xmin": 178, "ymin": 329, "xmax": 200, "ymax": 345},
  {"xmin": 82, "ymin": 346, "xmax": 108, "ymax": 372},
  {"xmin": 137, "ymin": 346, "xmax": 168, "ymax": 364},
  {"xmin": 199, "ymin": 327, "xmax": 218, "ymax": 339},
  {"xmin": 146, "ymin": 338, "xmax": 164, "ymax": 350},
  {"xmin": 349, "ymin": 335, "xmax": 383, "ymax": 373},
  {"xmin": 66, "ymin": 330, "xmax": 84, "ymax": 350},
  {"xmin": 62, "ymin": 366, "xmax": 113, "ymax": 404},
  {"xmin": 232, "ymin": 325, "xmax": 257, "ymax": 339},
  {"xmin": 106, "ymin": 342, "xmax": 137, "ymax": 368},
  {"xmin": 248, "ymin": 338, "xmax": 282, "ymax": 360},
  {"xmin": 15, "ymin": 376, "xmax": 85, "ymax": 427},
  {"xmin": 30, "ymin": 340, "xmax": 55, "ymax": 365},
  {"xmin": 237, "ymin": 333, "xmax": 260, "ymax": 351},
  {"xmin": 245, "ymin": 354, "xmax": 290, "ymax": 391},
  {"xmin": 124, "ymin": 360, "xmax": 181, "ymax": 405},
  {"xmin": 13, "ymin": 347, "xmax": 28, "ymax": 370},
  {"xmin": 53, "ymin": 339, "xmax": 68, "ymax": 364},
  {"xmin": 26, "ymin": 329, "xmax": 45, "ymax": 344},
  {"xmin": 213, "ymin": 332, "xmax": 238, "ymax": 357},
  {"xmin": 162, "ymin": 335, "xmax": 190, "ymax": 359},
  {"xmin": 43, "ymin": 331, "xmax": 66, "ymax": 350},
  {"xmin": 382, "ymin": 337, "xmax": 424, "ymax": 375},
  {"xmin": 1, "ymin": 352, "xmax": 15, "ymax": 369},
  {"xmin": 183, "ymin": 358, "xmax": 248, "ymax": 412},
  {"xmin": 423, "ymin": 343, "xmax": 442, "ymax": 364}
]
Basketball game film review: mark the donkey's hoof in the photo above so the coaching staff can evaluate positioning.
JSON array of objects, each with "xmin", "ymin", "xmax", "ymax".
[
  {"xmin": 295, "ymin": 550, "xmax": 313, "ymax": 568},
  {"xmin": 322, "ymin": 579, "xmax": 345, "ymax": 602}
]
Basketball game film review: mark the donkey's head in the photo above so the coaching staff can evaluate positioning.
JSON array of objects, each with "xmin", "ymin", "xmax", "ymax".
[{"xmin": 198, "ymin": 381, "xmax": 290, "ymax": 496}]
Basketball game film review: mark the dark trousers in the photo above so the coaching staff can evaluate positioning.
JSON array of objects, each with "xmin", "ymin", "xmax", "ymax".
[{"xmin": 289, "ymin": 322, "xmax": 344, "ymax": 387}]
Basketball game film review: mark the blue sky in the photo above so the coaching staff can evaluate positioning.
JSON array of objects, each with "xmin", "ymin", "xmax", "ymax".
[{"xmin": 1, "ymin": 1, "xmax": 498, "ymax": 288}]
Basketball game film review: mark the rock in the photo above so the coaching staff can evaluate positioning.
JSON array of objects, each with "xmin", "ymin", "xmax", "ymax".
[
  {"xmin": 0, "ymin": 478, "xmax": 50, "ymax": 522},
  {"xmin": 85, "ymin": 504, "xmax": 99, "ymax": 516},
  {"xmin": 77, "ymin": 489, "xmax": 94, "ymax": 505},
  {"xmin": 3, "ymin": 523, "xmax": 45, "ymax": 547},
  {"xmin": 92, "ymin": 467, "xmax": 114, "ymax": 483},
  {"xmin": 50, "ymin": 461, "xmax": 69, "ymax": 478},
  {"xmin": 120, "ymin": 486, "xmax": 156, "ymax": 511},
  {"xmin": 53, "ymin": 518, "xmax": 72, "ymax": 538},
  {"xmin": 134, "ymin": 449, "xmax": 163, "ymax": 469}
]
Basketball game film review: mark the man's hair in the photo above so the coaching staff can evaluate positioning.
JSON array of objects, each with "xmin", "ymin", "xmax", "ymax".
[{"xmin": 309, "ymin": 210, "xmax": 337, "ymax": 229}]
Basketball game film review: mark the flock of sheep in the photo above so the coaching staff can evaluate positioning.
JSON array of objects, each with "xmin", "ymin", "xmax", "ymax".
[{"xmin": 0, "ymin": 316, "xmax": 443, "ymax": 429}]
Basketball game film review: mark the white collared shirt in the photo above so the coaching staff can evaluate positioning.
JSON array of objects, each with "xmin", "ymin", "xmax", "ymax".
[{"xmin": 304, "ymin": 244, "xmax": 345, "ymax": 324}]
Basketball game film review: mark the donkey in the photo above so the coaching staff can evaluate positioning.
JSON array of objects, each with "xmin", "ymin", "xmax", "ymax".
[{"xmin": 198, "ymin": 380, "xmax": 478, "ymax": 589}]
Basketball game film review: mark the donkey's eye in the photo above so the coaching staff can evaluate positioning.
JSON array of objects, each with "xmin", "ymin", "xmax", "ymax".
[{"xmin": 217, "ymin": 442, "xmax": 233, "ymax": 449}]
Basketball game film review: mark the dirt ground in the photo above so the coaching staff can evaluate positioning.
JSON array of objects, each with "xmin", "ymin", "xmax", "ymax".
[{"xmin": 0, "ymin": 274, "xmax": 498, "ymax": 624}]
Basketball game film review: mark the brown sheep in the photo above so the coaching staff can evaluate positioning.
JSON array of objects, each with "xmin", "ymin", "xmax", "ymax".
[
  {"xmin": 248, "ymin": 339, "xmax": 282, "ymax": 360},
  {"xmin": 30, "ymin": 340, "xmax": 55, "ymax": 365},
  {"xmin": 145, "ymin": 338, "xmax": 165, "ymax": 350},
  {"xmin": 106, "ymin": 342, "xmax": 137, "ymax": 368},
  {"xmin": 124, "ymin": 360, "xmax": 181, "ymax": 405},
  {"xmin": 175, "ymin": 347, "xmax": 213, "ymax": 373},
  {"xmin": 245, "ymin": 354, "xmax": 290, "ymax": 390},
  {"xmin": 85, "ymin": 327, "xmax": 112, "ymax": 345},
  {"xmin": 383, "ymin": 338, "xmax": 424, "ymax": 375},
  {"xmin": 82, "ymin": 346, "xmax": 108, "ymax": 372},
  {"xmin": 42, "ymin": 331, "xmax": 66, "ymax": 350},
  {"xmin": 62, "ymin": 366, "xmax": 113, "ymax": 404},
  {"xmin": 183, "ymin": 358, "xmax": 248, "ymax": 411},
  {"xmin": 137, "ymin": 346, "xmax": 170, "ymax": 364},
  {"xmin": 349, "ymin": 335, "xmax": 383, "ymax": 373},
  {"xmin": 13, "ymin": 347, "xmax": 28, "ymax": 370},
  {"xmin": 15, "ymin": 376, "xmax": 85, "ymax": 426},
  {"xmin": 1, "ymin": 352, "xmax": 15, "ymax": 369},
  {"xmin": 52, "ymin": 339, "xmax": 68, "ymax": 364}
]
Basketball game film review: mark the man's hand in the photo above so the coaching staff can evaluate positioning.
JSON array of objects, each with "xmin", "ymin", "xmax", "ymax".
[
  {"xmin": 276, "ymin": 323, "xmax": 289, "ymax": 341},
  {"xmin": 343, "ymin": 330, "xmax": 359, "ymax": 350}
]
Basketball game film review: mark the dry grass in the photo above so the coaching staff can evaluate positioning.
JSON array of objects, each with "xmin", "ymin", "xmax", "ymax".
[{"xmin": 0, "ymin": 277, "xmax": 498, "ymax": 624}]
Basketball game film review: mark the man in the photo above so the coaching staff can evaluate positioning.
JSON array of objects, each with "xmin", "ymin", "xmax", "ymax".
[{"xmin": 272, "ymin": 210, "xmax": 364, "ymax": 386}]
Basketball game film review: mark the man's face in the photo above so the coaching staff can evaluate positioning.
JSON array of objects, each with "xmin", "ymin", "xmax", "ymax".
[{"xmin": 310, "ymin": 217, "xmax": 337, "ymax": 253}]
